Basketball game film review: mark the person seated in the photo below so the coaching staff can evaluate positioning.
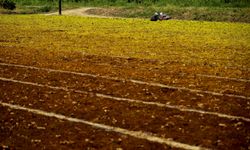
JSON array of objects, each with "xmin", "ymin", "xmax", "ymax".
[
  {"xmin": 150, "ymin": 12, "xmax": 171, "ymax": 21},
  {"xmin": 150, "ymin": 12, "xmax": 159, "ymax": 21},
  {"xmin": 159, "ymin": 12, "xmax": 171, "ymax": 21}
]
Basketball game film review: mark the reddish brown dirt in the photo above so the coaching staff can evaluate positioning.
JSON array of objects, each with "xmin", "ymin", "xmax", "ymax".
[
  {"xmin": 1, "ymin": 107, "xmax": 170, "ymax": 150},
  {"xmin": 0, "ymin": 46, "xmax": 250, "ymax": 149}
]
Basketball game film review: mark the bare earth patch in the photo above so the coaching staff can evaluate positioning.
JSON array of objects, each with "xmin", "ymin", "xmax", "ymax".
[{"xmin": 0, "ymin": 47, "xmax": 249, "ymax": 149}]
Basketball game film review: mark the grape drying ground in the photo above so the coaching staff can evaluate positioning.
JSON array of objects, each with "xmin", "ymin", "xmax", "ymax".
[{"xmin": 0, "ymin": 15, "xmax": 250, "ymax": 150}]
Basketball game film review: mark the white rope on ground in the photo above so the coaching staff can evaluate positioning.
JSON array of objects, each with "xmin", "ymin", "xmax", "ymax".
[
  {"xmin": 196, "ymin": 74, "xmax": 250, "ymax": 83},
  {"xmin": 129, "ymin": 79, "xmax": 250, "ymax": 100},
  {"xmin": 1, "ymin": 62, "xmax": 249, "ymax": 82},
  {"xmin": 0, "ymin": 63, "xmax": 249, "ymax": 100},
  {"xmin": 0, "ymin": 102, "xmax": 210, "ymax": 150},
  {"xmin": 0, "ymin": 77, "xmax": 249, "ymax": 122}
]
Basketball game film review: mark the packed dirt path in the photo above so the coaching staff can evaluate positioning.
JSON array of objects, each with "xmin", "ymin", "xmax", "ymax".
[{"xmin": 46, "ymin": 7, "xmax": 116, "ymax": 18}]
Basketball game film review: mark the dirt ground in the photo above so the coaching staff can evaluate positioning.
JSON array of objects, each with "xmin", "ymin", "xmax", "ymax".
[
  {"xmin": 0, "ymin": 45, "xmax": 249, "ymax": 150},
  {"xmin": 46, "ymin": 7, "xmax": 119, "ymax": 18}
]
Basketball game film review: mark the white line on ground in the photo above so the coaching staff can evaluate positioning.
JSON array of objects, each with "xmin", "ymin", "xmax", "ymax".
[
  {"xmin": 0, "ymin": 63, "xmax": 249, "ymax": 100},
  {"xmin": 0, "ymin": 102, "xmax": 210, "ymax": 150},
  {"xmin": 1, "ymin": 77, "xmax": 249, "ymax": 122},
  {"xmin": 129, "ymin": 79, "xmax": 250, "ymax": 100},
  {"xmin": 195, "ymin": 74, "xmax": 249, "ymax": 83},
  {"xmin": 96, "ymin": 63, "xmax": 250, "ymax": 83}
]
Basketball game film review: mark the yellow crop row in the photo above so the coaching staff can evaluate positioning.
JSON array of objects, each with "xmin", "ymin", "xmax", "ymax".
[{"xmin": 0, "ymin": 15, "xmax": 249, "ymax": 67}]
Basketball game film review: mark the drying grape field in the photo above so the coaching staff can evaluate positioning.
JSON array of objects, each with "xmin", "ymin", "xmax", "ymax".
[{"xmin": 0, "ymin": 15, "xmax": 250, "ymax": 150}]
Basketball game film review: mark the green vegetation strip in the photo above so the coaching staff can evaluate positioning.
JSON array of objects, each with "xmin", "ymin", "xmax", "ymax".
[{"xmin": 1, "ymin": 0, "xmax": 250, "ymax": 22}]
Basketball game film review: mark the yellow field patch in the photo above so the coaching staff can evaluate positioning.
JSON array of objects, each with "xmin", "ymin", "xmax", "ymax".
[{"xmin": 0, "ymin": 15, "xmax": 249, "ymax": 67}]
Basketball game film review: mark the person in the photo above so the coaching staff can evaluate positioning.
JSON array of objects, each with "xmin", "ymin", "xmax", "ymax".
[
  {"xmin": 159, "ymin": 12, "xmax": 171, "ymax": 21},
  {"xmin": 150, "ymin": 12, "xmax": 159, "ymax": 21},
  {"xmin": 150, "ymin": 12, "xmax": 171, "ymax": 21}
]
